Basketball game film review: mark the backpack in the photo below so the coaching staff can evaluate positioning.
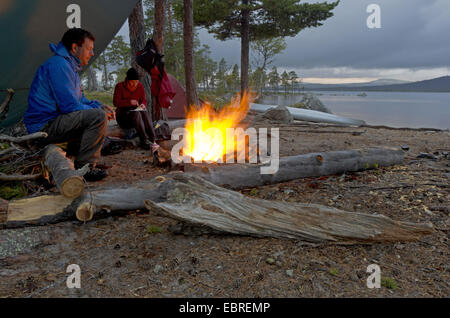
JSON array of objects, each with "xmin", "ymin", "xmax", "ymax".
[
  {"xmin": 101, "ymin": 137, "xmax": 123, "ymax": 156},
  {"xmin": 135, "ymin": 39, "xmax": 164, "ymax": 76},
  {"xmin": 153, "ymin": 120, "xmax": 171, "ymax": 141}
]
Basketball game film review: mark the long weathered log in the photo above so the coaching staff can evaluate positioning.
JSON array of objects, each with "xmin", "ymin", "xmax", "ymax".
[
  {"xmin": 183, "ymin": 147, "xmax": 405, "ymax": 189},
  {"xmin": 143, "ymin": 174, "xmax": 433, "ymax": 243},
  {"xmin": 43, "ymin": 145, "xmax": 89, "ymax": 198},
  {"xmin": 4, "ymin": 173, "xmax": 434, "ymax": 244}
]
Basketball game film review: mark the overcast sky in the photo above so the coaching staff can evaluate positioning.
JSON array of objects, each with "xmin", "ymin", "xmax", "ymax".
[{"xmin": 119, "ymin": 0, "xmax": 450, "ymax": 84}]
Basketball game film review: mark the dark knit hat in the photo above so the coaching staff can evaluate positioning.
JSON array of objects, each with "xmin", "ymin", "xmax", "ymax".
[{"xmin": 126, "ymin": 68, "xmax": 139, "ymax": 80}]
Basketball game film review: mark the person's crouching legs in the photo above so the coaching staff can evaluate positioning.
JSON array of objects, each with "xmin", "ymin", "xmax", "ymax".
[{"xmin": 74, "ymin": 108, "xmax": 108, "ymax": 182}]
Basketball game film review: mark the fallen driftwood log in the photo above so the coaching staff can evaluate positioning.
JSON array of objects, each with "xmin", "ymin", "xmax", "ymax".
[
  {"xmin": 143, "ymin": 174, "xmax": 433, "ymax": 243},
  {"xmin": 43, "ymin": 145, "xmax": 89, "ymax": 199},
  {"xmin": 4, "ymin": 147, "xmax": 404, "ymax": 221},
  {"xmin": 184, "ymin": 147, "xmax": 404, "ymax": 189},
  {"xmin": 251, "ymin": 103, "xmax": 366, "ymax": 126},
  {"xmin": 4, "ymin": 173, "xmax": 433, "ymax": 243},
  {"xmin": 3, "ymin": 147, "xmax": 423, "ymax": 244}
]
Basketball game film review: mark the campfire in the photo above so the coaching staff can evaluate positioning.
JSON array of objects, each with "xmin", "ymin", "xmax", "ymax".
[{"xmin": 180, "ymin": 92, "xmax": 257, "ymax": 164}]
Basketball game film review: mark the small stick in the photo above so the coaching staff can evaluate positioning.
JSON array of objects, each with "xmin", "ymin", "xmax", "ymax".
[
  {"xmin": 0, "ymin": 172, "xmax": 41, "ymax": 181},
  {"xmin": 0, "ymin": 132, "xmax": 48, "ymax": 143}
]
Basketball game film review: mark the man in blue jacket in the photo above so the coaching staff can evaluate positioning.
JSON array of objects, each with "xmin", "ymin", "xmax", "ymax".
[{"xmin": 25, "ymin": 28, "xmax": 114, "ymax": 181}]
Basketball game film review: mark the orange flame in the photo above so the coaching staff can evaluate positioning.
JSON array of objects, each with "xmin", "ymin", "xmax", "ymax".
[{"xmin": 182, "ymin": 91, "xmax": 255, "ymax": 163}]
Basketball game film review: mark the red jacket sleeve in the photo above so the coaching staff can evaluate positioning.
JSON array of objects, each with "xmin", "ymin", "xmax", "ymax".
[{"xmin": 113, "ymin": 82, "xmax": 131, "ymax": 108}]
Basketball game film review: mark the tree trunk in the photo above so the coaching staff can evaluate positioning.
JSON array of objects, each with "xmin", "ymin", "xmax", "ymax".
[
  {"xmin": 154, "ymin": 0, "xmax": 166, "ymax": 54},
  {"xmin": 129, "ymin": 0, "xmax": 153, "ymax": 113},
  {"xmin": 167, "ymin": 0, "xmax": 174, "ymax": 36},
  {"xmin": 240, "ymin": 0, "xmax": 250, "ymax": 96},
  {"xmin": 184, "ymin": 0, "xmax": 199, "ymax": 108},
  {"xmin": 102, "ymin": 62, "xmax": 109, "ymax": 90},
  {"xmin": 43, "ymin": 145, "xmax": 89, "ymax": 199},
  {"xmin": 87, "ymin": 66, "xmax": 98, "ymax": 91}
]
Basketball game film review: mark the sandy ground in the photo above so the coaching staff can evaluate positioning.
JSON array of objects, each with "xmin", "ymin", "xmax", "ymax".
[{"xmin": 0, "ymin": 119, "xmax": 449, "ymax": 298}]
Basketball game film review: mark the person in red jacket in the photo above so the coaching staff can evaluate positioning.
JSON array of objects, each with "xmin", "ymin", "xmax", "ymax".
[{"xmin": 113, "ymin": 68, "xmax": 159, "ymax": 152}]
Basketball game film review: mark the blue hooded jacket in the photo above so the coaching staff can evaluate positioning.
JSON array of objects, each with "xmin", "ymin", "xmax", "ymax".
[{"xmin": 24, "ymin": 42, "xmax": 102, "ymax": 133}]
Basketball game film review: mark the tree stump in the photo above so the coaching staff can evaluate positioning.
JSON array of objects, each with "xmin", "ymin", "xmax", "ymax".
[{"xmin": 44, "ymin": 145, "xmax": 87, "ymax": 198}]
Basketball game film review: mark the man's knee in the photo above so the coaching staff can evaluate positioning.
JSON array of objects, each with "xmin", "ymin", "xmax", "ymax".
[
  {"xmin": 83, "ymin": 108, "xmax": 107, "ymax": 126},
  {"xmin": 92, "ymin": 108, "xmax": 107, "ymax": 122}
]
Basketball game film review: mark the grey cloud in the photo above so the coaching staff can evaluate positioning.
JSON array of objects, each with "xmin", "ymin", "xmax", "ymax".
[{"xmin": 199, "ymin": 0, "xmax": 450, "ymax": 73}]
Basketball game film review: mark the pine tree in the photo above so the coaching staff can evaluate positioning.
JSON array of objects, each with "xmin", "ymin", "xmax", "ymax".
[
  {"xmin": 281, "ymin": 71, "xmax": 290, "ymax": 95},
  {"xmin": 268, "ymin": 66, "xmax": 280, "ymax": 92},
  {"xmin": 176, "ymin": 0, "xmax": 339, "ymax": 95}
]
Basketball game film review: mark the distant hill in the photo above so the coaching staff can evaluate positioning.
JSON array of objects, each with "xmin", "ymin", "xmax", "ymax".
[
  {"xmin": 357, "ymin": 79, "xmax": 412, "ymax": 86},
  {"xmin": 305, "ymin": 76, "xmax": 450, "ymax": 92},
  {"xmin": 301, "ymin": 78, "xmax": 410, "ymax": 90}
]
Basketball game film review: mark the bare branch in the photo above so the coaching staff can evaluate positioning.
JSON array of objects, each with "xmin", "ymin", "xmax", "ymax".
[
  {"xmin": 0, "ymin": 132, "xmax": 48, "ymax": 143},
  {"xmin": 0, "ymin": 172, "xmax": 41, "ymax": 181}
]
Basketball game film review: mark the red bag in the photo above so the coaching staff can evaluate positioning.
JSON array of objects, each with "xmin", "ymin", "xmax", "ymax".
[{"xmin": 150, "ymin": 66, "xmax": 176, "ymax": 109}]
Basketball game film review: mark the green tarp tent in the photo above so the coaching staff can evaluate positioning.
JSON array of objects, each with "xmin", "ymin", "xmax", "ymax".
[{"xmin": 0, "ymin": 0, "xmax": 139, "ymax": 128}]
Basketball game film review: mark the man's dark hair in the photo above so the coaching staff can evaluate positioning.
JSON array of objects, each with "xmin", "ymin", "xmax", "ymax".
[{"xmin": 61, "ymin": 28, "xmax": 95, "ymax": 52}]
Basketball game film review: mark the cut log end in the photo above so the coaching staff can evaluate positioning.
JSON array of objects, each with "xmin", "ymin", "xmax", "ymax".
[
  {"xmin": 76, "ymin": 202, "xmax": 94, "ymax": 222},
  {"xmin": 44, "ymin": 145, "xmax": 85, "ymax": 199},
  {"xmin": 61, "ymin": 176, "xmax": 85, "ymax": 199}
]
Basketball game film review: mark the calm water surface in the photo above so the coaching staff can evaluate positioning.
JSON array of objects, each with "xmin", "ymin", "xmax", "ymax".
[{"xmin": 259, "ymin": 91, "xmax": 450, "ymax": 129}]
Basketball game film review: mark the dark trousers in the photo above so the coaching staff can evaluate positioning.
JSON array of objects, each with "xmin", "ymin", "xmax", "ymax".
[
  {"xmin": 41, "ymin": 108, "xmax": 107, "ymax": 167},
  {"xmin": 116, "ymin": 108, "xmax": 157, "ymax": 143}
]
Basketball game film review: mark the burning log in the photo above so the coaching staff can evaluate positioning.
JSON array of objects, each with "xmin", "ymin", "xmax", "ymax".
[{"xmin": 43, "ymin": 145, "xmax": 89, "ymax": 199}]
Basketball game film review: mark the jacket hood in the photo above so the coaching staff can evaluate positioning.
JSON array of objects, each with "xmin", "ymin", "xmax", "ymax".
[
  {"xmin": 49, "ymin": 42, "xmax": 70, "ymax": 57},
  {"xmin": 49, "ymin": 42, "xmax": 82, "ymax": 71}
]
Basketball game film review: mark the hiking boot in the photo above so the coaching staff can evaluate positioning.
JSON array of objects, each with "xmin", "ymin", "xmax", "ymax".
[
  {"xmin": 83, "ymin": 167, "xmax": 108, "ymax": 182},
  {"xmin": 94, "ymin": 163, "xmax": 111, "ymax": 170}
]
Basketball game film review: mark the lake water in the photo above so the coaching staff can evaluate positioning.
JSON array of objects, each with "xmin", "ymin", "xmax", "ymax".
[{"xmin": 258, "ymin": 91, "xmax": 450, "ymax": 130}]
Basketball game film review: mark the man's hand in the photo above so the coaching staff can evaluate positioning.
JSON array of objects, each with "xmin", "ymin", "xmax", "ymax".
[
  {"xmin": 130, "ymin": 100, "xmax": 139, "ymax": 106},
  {"xmin": 137, "ymin": 104, "xmax": 147, "ymax": 111},
  {"xmin": 102, "ymin": 104, "xmax": 116, "ymax": 120}
]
